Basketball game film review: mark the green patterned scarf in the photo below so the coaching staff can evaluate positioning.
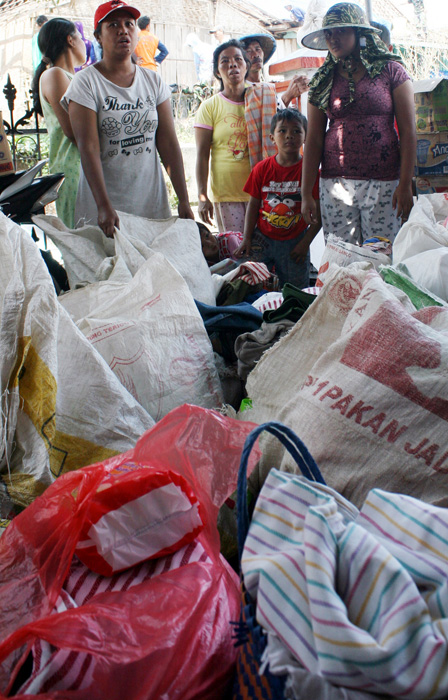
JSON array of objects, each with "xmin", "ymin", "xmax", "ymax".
[{"xmin": 308, "ymin": 33, "xmax": 405, "ymax": 112}]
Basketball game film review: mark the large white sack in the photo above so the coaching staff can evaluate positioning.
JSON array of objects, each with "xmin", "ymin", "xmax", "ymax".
[
  {"xmin": 115, "ymin": 212, "xmax": 215, "ymax": 305},
  {"xmin": 32, "ymin": 214, "xmax": 116, "ymax": 288},
  {"xmin": 242, "ymin": 264, "xmax": 414, "ymax": 428},
  {"xmin": 393, "ymin": 193, "xmax": 448, "ymax": 264},
  {"xmin": 33, "ymin": 213, "xmax": 216, "ymax": 305},
  {"xmin": 401, "ymin": 247, "xmax": 448, "ymax": 302},
  {"xmin": 316, "ymin": 233, "xmax": 390, "ymax": 287},
  {"xmin": 242, "ymin": 266, "xmax": 448, "ymax": 508},
  {"xmin": 0, "ymin": 213, "xmax": 154, "ymax": 518},
  {"xmin": 59, "ymin": 252, "xmax": 223, "ymax": 422}
]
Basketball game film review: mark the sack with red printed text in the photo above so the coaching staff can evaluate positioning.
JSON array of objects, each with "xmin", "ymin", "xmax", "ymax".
[{"xmin": 243, "ymin": 266, "xmax": 448, "ymax": 508}]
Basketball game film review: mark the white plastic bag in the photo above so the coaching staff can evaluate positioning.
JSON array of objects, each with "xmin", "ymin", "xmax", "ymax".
[
  {"xmin": 60, "ymin": 253, "xmax": 223, "ymax": 421},
  {"xmin": 393, "ymin": 193, "xmax": 448, "ymax": 264}
]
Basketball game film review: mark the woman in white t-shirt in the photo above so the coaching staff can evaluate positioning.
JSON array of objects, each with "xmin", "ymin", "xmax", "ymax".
[{"xmin": 63, "ymin": 0, "xmax": 193, "ymax": 236}]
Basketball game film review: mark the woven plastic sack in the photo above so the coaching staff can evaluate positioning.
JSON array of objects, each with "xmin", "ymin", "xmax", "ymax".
[
  {"xmin": 59, "ymin": 252, "xmax": 223, "ymax": 421},
  {"xmin": 316, "ymin": 234, "xmax": 390, "ymax": 287},
  {"xmin": 0, "ymin": 404, "xmax": 260, "ymax": 700},
  {"xmin": 0, "ymin": 212, "xmax": 153, "ymax": 524},
  {"xmin": 33, "ymin": 213, "xmax": 216, "ymax": 305},
  {"xmin": 242, "ymin": 266, "xmax": 448, "ymax": 509}
]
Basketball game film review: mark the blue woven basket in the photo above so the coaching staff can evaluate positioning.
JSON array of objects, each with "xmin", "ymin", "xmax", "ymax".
[{"xmin": 232, "ymin": 421, "xmax": 326, "ymax": 700}]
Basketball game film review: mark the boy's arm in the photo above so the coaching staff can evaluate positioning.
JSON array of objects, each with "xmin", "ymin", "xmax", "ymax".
[
  {"xmin": 235, "ymin": 196, "xmax": 260, "ymax": 257},
  {"xmin": 290, "ymin": 200, "xmax": 322, "ymax": 263}
]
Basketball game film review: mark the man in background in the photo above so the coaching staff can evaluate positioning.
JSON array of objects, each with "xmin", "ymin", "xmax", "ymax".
[
  {"xmin": 134, "ymin": 16, "xmax": 168, "ymax": 71},
  {"xmin": 185, "ymin": 34, "xmax": 214, "ymax": 84},
  {"xmin": 284, "ymin": 4, "xmax": 306, "ymax": 26},
  {"xmin": 209, "ymin": 26, "xmax": 230, "ymax": 44},
  {"xmin": 32, "ymin": 15, "xmax": 48, "ymax": 72},
  {"xmin": 239, "ymin": 33, "xmax": 309, "ymax": 109}
]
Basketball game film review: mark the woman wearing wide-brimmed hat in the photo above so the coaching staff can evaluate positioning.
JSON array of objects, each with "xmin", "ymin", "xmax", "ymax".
[{"xmin": 300, "ymin": 2, "xmax": 416, "ymax": 245}]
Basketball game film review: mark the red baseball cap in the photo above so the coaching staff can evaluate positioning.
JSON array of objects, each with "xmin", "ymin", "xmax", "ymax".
[{"xmin": 94, "ymin": 0, "xmax": 141, "ymax": 30}]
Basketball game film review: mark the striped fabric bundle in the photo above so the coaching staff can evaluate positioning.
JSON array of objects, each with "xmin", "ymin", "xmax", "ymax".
[
  {"xmin": 18, "ymin": 541, "xmax": 209, "ymax": 694},
  {"xmin": 225, "ymin": 261, "xmax": 272, "ymax": 286},
  {"xmin": 242, "ymin": 470, "xmax": 448, "ymax": 698},
  {"xmin": 244, "ymin": 84, "xmax": 277, "ymax": 169}
]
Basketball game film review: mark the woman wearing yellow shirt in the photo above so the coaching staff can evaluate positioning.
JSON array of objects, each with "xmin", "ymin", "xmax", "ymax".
[{"xmin": 195, "ymin": 40, "xmax": 251, "ymax": 233}]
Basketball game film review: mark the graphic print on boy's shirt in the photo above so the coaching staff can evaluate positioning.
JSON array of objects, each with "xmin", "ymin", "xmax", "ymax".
[
  {"xmin": 100, "ymin": 94, "xmax": 158, "ymax": 160},
  {"xmin": 261, "ymin": 180, "xmax": 302, "ymax": 232},
  {"xmin": 244, "ymin": 156, "xmax": 319, "ymax": 240}
]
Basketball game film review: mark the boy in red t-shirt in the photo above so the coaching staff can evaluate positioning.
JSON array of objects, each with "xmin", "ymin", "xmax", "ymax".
[{"xmin": 236, "ymin": 108, "xmax": 321, "ymax": 289}]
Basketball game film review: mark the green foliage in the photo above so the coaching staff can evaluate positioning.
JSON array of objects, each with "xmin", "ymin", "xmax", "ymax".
[
  {"xmin": 174, "ymin": 115, "xmax": 195, "ymax": 144},
  {"xmin": 7, "ymin": 134, "xmax": 49, "ymax": 172},
  {"xmin": 171, "ymin": 82, "xmax": 213, "ymax": 120}
]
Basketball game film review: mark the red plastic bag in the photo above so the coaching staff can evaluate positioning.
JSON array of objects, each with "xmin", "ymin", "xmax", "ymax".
[
  {"xmin": 75, "ymin": 463, "xmax": 206, "ymax": 576},
  {"xmin": 0, "ymin": 405, "xmax": 260, "ymax": 699}
]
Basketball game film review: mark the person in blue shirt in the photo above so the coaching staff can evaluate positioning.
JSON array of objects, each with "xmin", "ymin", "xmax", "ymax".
[{"xmin": 285, "ymin": 4, "xmax": 306, "ymax": 25}]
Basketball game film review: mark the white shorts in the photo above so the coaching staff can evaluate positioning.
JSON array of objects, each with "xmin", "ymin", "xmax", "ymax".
[{"xmin": 320, "ymin": 177, "xmax": 400, "ymax": 246}]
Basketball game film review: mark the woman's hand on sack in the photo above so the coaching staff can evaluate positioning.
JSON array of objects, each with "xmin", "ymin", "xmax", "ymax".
[
  {"xmin": 301, "ymin": 194, "xmax": 318, "ymax": 227},
  {"xmin": 97, "ymin": 203, "xmax": 120, "ymax": 237},
  {"xmin": 177, "ymin": 200, "xmax": 195, "ymax": 220},
  {"xmin": 198, "ymin": 196, "xmax": 214, "ymax": 225},
  {"xmin": 392, "ymin": 181, "xmax": 414, "ymax": 224}
]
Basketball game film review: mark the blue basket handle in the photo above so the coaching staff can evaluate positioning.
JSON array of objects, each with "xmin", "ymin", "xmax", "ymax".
[{"xmin": 237, "ymin": 421, "xmax": 326, "ymax": 562}]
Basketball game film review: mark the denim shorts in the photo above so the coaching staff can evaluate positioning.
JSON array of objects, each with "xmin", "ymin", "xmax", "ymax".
[{"xmin": 250, "ymin": 228, "xmax": 310, "ymax": 290}]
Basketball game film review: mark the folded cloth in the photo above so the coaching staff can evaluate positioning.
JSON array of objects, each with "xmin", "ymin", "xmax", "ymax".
[
  {"xmin": 235, "ymin": 319, "xmax": 295, "ymax": 381},
  {"xmin": 217, "ymin": 280, "xmax": 259, "ymax": 306},
  {"xmin": 195, "ymin": 300, "xmax": 263, "ymax": 333},
  {"xmin": 242, "ymin": 471, "xmax": 448, "ymax": 699},
  {"xmin": 245, "ymin": 84, "xmax": 277, "ymax": 169},
  {"xmin": 263, "ymin": 634, "xmax": 390, "ymax": 700},
  {"xmin": 251, "ymin": 291, "xmax": 284, "ymax": 313},
  {"xmin": 263, "ymin": 283, "xmax": 317, "ymax": 323},
  {"xmin": 362, "ymin": 236, "xmax": 392, "ymax": 256},
  {"xmin": 224, "ymin": 261, "xmax": 272, "ymax": 287}
]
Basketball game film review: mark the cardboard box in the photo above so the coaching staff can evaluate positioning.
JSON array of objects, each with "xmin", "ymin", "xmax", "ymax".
[
  {"xmin": 415, "ymin": 132, "xmax": 448, "ymax": 176},
  {"xmin": 415, "ymin": 176, "xmax": 448, "ymax": 196},
  {"xmin": 414, "ymin": 78, "xmax": 448, "ymax": 133},
  {"xmin": 0, "ymin": 112, "xmax": 14, "ymax": 176}
]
